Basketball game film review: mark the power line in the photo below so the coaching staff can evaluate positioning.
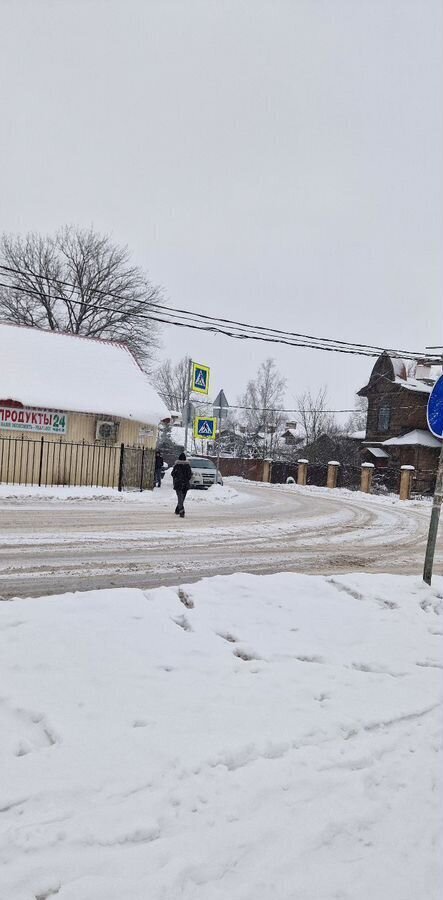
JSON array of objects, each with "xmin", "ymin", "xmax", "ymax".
[
  {"xmin": 0, "ymin": 264, "xmax": 423, "ymax": 357},
  {"xmin": 166, "ymin": 395, "xmax": 431, "ymax": 416},
  {"xmin": 0, "ymin": 264, "xmax": 438, "ymax": 362},
  {"xmin": 1, "ymin": 262, "xmax": 434, "ymax": 359},
  {"xmin": 0, "ymin": 278, "xmax": 391, "ymax": 358}
]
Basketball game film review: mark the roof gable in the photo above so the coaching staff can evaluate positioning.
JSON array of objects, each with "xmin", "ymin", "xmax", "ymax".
[{"xmin": 358, "ymin": 352, "xmax": 439, "ymax": 398}]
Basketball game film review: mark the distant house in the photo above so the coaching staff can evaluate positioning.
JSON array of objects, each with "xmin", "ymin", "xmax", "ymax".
[
  {"xmin": 281, "ymin": 428, "xmax": 300, "ymax": 446},
  {"xmin": 358, "ymin": 352, "xmax": 442, "ymax": 492},
  {"xmin": 281, "ymin": 421, "xmax": 302, "ymax": 447}
]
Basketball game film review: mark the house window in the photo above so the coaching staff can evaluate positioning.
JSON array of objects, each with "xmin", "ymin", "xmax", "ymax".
[{"xmin": 378, "ymin": 405, "xmax": 391, "ymax": 432}]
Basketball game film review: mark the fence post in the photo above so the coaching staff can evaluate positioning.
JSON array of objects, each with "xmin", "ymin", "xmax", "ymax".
[
  {"xmin": 118, "ymin": 443, "xmax": 125, "ymax": 492},
  {"xmin": 399, "ymin": 465, "xmax": 414, "ymax": 501},
  {"xmin": 327, "ymin": 461, "xmax": 340, "ymax": 489},
  {"xmin": 38, "ymin": 436, "xmax": 44, "ymax": 487},
  {"xmin": 297, "ymin": 459, "xmax": 308, "ymax": 486},
  {"xmin": 262, "ymin": 459, "xmax": 272, "ymax": 483},
  {"xmin": 360, "ymin": 462, "xmax": 374, "ymax": 493},
  {"xmin": 139, "ymin": 448, "xmax": 145, "ymax": 492}
]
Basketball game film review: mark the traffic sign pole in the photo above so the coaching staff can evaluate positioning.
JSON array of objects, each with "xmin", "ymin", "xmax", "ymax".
[
  {"xmin": 213, "ymin": 390, "xmax": 229, "ymax": 480},
  {"xmin": 423, "ymin": 442, "xmax": 443, "ymax": 585},
  {"xmin": 423, "ymin": 368, "xmax": 443, "ymax": 584},
  {"xmin": 183, "ymin": 357, "xmax": 192, "ymax": 453}
]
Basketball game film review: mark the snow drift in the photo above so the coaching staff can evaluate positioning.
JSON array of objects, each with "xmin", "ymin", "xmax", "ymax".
[{"xmin": 1, "ymin": 572, "xmax": 442, "ymax": 899}]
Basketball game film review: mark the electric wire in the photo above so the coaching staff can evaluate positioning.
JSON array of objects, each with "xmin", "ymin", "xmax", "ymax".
[{"xmin": 0, "ymin": 265, "xmax": 438, "ymax": 362}]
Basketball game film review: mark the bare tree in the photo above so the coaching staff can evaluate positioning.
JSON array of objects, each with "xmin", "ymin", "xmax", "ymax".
[
  {"xmin": 0, "ymin": 227, "xmax": 161, "ymax": 367},
  {"xmin": 345, "ymin": 396, "xmax": 368, "ymax": 434},
  {"xmin": 153, "ymin": 356, "xmax": 191, "ymax": 413},
  {"xmin": 296, "ymin": 387, "xmax": 337, "ymax": 445},
  {"xmin": 238, "ymin": 358, "xmax": 287, "ymax": 458}
]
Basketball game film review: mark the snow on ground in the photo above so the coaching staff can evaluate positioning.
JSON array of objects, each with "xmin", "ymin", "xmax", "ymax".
[
  {"xmin": 0, "ymin": 475, "xmax": 244, "ymax": 505},
  {"xmin": 0, "ymin": 474, "xmax": 430, "ymax": 511},
  {"xmin": 1, "ymin": 572, "xmax": 442, "ymax": 900},
  {"xmin": 227, "ymin": 477, "xmax": 432, "ymax": 509}
]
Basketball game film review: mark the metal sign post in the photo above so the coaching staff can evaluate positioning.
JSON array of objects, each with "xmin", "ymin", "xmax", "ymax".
[
  {"xmin": 423, "ymin": 444, "xmax": 443, "ymax": 584},
  {"xmin": 423, "ymin": 373, "xmax": 443, "ymax": 585},
  {"xmin": 213, "ymin": 390, "xmax": 229, "ymax": 477},
  {"xmin": 183, "ymin": 360, "xmax": 211, "ymax": 453},
  {"xmin": 183, "ymin": 358, "xmax": 193, "ymax": 453}
]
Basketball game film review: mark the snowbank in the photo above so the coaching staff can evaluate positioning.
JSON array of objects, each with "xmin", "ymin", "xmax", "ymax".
[
  {"xmin": 1, "ymin": 572, "xmax": 442, "ymax": 899},
  {"xmin": 0, "ymin": 479, "xmax": 243, "ymax": 505},
  {"xmin": 226, "ymin": 477, "xmax": 432, "ymax": 508}
]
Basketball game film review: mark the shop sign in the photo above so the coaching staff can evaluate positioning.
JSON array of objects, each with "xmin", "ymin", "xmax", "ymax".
[{"xmin": 0, "ymin": 406, "xmax": 68, "ymax": 434}]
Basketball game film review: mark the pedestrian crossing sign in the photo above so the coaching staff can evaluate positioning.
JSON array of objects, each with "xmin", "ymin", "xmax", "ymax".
[
  {"xmin": 192, "ymin": 362, "xmax": 210, "ymax": 395},
  {"xmin": 194, "ymin": 416, "xmax": 217, "ymax": 440}
]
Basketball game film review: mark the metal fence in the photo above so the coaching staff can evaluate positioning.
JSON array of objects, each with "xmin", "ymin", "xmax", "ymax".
[
  {"xmin": 371, "ymin": 467, "xmax": 401, "ymax": 495},
  {"xmin": 0, "ymin": 436, "xmax": 155, "ymax": 491},
  {"xmin": 270, "ymin": 460, "xmax": 409, "ymax": 494}
]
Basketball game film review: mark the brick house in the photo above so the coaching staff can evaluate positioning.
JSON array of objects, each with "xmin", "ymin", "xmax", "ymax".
[{"xmin": 358, "ymin": 353, "xmax": 442, "ymax": 493}]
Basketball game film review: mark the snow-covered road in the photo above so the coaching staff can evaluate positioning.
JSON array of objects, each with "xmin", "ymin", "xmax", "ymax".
[{"xmin": 0, "ymin": 480, "xmax": 440, "ymax": 598}]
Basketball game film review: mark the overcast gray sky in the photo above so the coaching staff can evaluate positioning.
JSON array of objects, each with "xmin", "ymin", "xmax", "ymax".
[{"xmin": 1, "ymin": 0, "xmax": 442, "ymax": 419}]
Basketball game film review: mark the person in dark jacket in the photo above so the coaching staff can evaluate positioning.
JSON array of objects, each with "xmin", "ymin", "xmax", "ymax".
[
  {"xmin": 154, "ymin": 450, "xmax": 164, "ymax": 488},
  {"xmin": 171, "ymin": 452, "xmax": 192, "ymax": 517}
]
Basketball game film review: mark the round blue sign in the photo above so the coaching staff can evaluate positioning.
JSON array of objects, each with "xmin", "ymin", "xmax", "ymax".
[{"xmin": 427, "ymin": 375, "xmax": 443, "ymax": 438}]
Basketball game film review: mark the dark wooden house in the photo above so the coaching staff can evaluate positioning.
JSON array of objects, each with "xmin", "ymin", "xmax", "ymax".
[{"xmin": 358, "ymin": 353, "xmax": 441, "ymax": 493}]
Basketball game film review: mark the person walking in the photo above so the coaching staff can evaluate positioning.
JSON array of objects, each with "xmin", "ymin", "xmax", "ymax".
[
  {"xmin": 171, "ymin": 452, "xmax": 192, "ymax": 517},
  {"xmin": 154, "ymin": 450, "xmax": 164, "ymax": 488}
]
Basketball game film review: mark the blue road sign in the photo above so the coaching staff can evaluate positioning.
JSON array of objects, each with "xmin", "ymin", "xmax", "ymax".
[
  {"xmin": 427, "ymin": 375, "xmax": 443, "ymax": 439},
  {"xmin": 194, "ymin": 416, "xmax": 217, "ymax": 440},
  {"xmin": 192, "ymin": 363, "xmax": 210, "ymax": 395}
]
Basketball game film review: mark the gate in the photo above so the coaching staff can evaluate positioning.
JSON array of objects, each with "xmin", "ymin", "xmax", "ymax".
[{"xmin": 0, "ymin": 436, "xmax": 155, "ymax": 491}]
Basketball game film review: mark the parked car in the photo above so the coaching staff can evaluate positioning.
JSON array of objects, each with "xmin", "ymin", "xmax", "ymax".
[{"xmin": 188, "ymin": 457, "xmax": 223, "ymax": 489}]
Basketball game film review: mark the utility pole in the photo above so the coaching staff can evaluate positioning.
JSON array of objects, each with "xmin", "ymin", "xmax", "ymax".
[
  {"xmin": 183, "ymin": 358, "xmax": 193, "ymax": 454},
  {"xmin": 423, "ymin": 442, "xmax": 443, "ymax": 584},
  {"xmin": 423, "ymin": 350, "xmax": 443, "ymax": 585},
  {"xmin": 213, "ymin": 390, "xmax": 229, "ymax": 477}
]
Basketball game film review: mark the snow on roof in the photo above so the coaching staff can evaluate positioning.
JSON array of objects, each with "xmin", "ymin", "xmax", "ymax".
[
  {"xmin": 283, "ymin": 428, "xmax": 299, "ymax": 438},
  {"xmin": 171, "ymin": 425, "xmax": 186, "ymax": 447},
  {"xmin": 394, "ymin": 377, "xmax": 433, "ymax": 394},
  {"xmin": 391, "ymin": 358, "xmax": 408, "ymax": 379},
  {"xmin": 382, "ymin": 429, "xmax": 442, "ymax": 448},
  {"xmin": 349, "ymin": 430, "xmax": 366, "ymax": 440},
  {"xmin": 0, "ymin": 323, "xmax": 169, "ymax": 425},
  {"xmin": 366, "ymin": 447, "xmax": 389, "ymax": 458}
]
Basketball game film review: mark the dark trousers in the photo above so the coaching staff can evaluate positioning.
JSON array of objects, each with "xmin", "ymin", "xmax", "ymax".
[
  {"xmin": 155, "ymin": 469, "xmax": 162, "ymax": 487},
  {"xmin": 175, "ymin": 487, "xmax": 188, "ymax": 512}
]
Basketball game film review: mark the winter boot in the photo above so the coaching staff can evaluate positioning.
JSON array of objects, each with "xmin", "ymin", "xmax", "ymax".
[{"xmin": 179, "ymin": 509, "xmax": 185, "ymax": 518}]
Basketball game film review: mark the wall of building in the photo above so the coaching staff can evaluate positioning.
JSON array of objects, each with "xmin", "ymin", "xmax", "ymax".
[
  {"xmin": 365, "ymin": 383, "xmax": 428, "ymax": 442},
  {"xmin": 0, "ymin": 406, "xmax": 159, "ymax": 487},
  {"xmin": 0, "ymin": 407, "xmax": 158, "ymax": 447}
]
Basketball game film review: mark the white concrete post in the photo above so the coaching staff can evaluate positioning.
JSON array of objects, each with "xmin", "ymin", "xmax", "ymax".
[
  {"xmin": 400, "ymin": 465, "xmax": 414, "ymax": 501},
  {"xmin": 360, "ymin": 462, "xmax": 374, "ymax": 493},
  {"xmin": 297, "ymin": 459, "xmax": 308, "ymax": 486},
  {"xmin": 327, "ymin": 460, "xmax": 340, "ymax": 489}
]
